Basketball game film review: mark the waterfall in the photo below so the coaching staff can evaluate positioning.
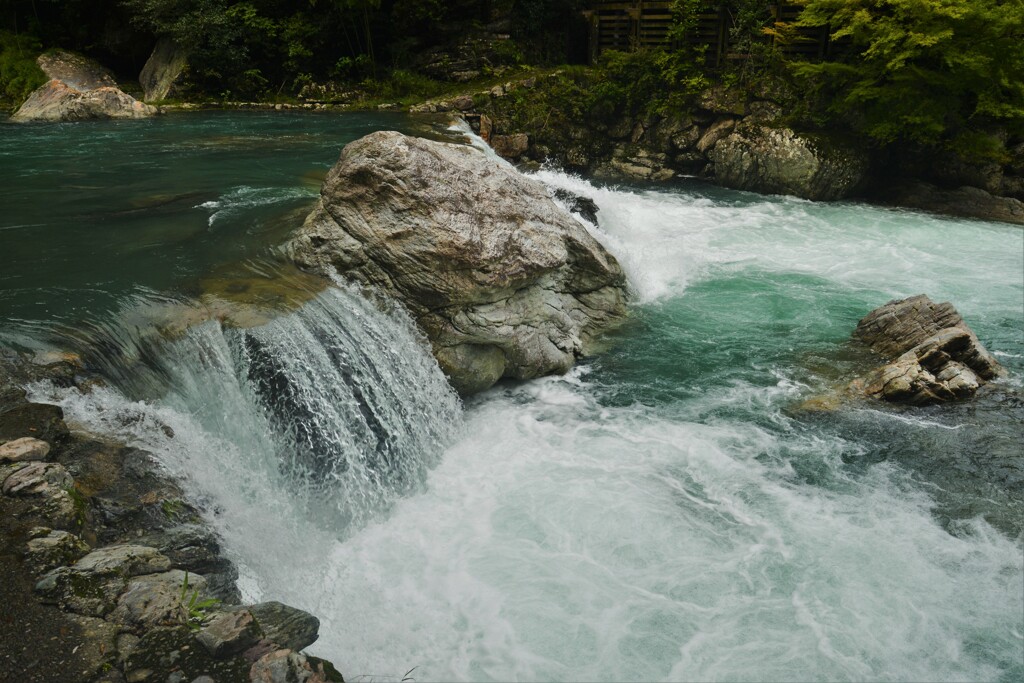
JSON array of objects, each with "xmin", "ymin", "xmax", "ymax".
[{"xmin": 32, "ymin": 281, "xmax": 462, "ymax": 540}]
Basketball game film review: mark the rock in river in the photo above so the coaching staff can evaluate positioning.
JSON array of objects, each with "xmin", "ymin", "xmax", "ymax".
[
  {"xmin": 289, "ymin": 131, "xmax": 629, "ymax": 394},
  {"xmin": 852, "ymin": 295, "xmax": 1003, "ymax": 405}
]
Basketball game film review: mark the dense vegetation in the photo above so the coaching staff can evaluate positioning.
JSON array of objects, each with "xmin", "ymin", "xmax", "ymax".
[
  {"xmin": 0, "ymin": 0, "xmax": 586, "ymax": 99},
  {"xmin": 1, "ymin": 0, "xmax": 1021, "ymax": 161}
]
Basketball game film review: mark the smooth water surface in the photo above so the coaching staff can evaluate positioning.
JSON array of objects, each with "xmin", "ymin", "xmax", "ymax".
[{"xmin": 4, "ymin": 113, "xmax": 1023, "ymax": 682}]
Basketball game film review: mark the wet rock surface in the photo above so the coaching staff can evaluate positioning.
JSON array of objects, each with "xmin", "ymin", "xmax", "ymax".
[
  {"xmin": 0, "ymin": 359, "xmax": 339, "ymax": 682},
  {"xmin": 289, "ymin": 130, "xmax": 628, "ymax": 394}
]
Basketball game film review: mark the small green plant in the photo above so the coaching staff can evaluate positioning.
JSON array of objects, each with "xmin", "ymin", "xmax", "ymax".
[
  {"xmin": 64, "ymin": 485, "xmax": 89, "ymax": 529},
  {"xmin": 178, "ymin": 571, "xmax": 220, "ymax": 631},
  {"xmin": 161, "ymin": 498, "xmax": 185, "ymax": 521}
]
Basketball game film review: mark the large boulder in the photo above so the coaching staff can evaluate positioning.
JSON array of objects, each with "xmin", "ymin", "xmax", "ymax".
[
  {"xmin": 11, "ymin": 50, "xmax": 156, "ymax": 123},
  {"xmin": 288, "ymin": 131, "xmax": 628, "ymax": 394},
  {"xmin": 708, "ymin": 124, "xmax": 868, "ymax": 200},
  {"xmin": 139, "ymin": 37, "xmax": 189, "ymax": 102},
  {"xmin": 851, "ymin": 295, "xmax": 1003, "ymax": 405}
]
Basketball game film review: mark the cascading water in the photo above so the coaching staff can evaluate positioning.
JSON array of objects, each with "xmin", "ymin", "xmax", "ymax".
[
  {"xmin": 32, "ymin": 281, "xmax": 462, "ymax": 585},
  {"xmin": 4, "ymin": 114, "xmax": 1022, "ymax": 682}
]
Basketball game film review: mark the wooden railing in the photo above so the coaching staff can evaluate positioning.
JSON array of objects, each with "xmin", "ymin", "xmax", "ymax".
[{"xmin": 582, "ymin": 2, "xmax": 843, "ymax": 65}]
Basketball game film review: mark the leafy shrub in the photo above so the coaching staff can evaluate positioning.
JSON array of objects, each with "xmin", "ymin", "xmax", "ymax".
[
  {"xmin": 0, "ymin": 32, "xmax": 46, "ymax": 106},
  {"xmin": 790, "ymin": 0, "xmax": 1024, "ymax": 158}
]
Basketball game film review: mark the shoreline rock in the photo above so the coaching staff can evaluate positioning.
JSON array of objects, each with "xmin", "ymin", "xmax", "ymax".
[
  {"xmin": 0, "ymin": 357, "xmax": 343, "ymax": 682},
  {"xmin": 11, "ymin": 50, "xmax": 157, "ymax": 123},
  {"xmin": 288, "ymin": 130, "xmax": 629, "ymax": 394}
]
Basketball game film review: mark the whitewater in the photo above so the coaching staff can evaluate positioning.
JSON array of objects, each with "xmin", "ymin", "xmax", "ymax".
[
  {"xmin": 7, "ymin": 115, "xmax": 1020, "ymax": 682},
  {"xmin": 29, "ymin": 167, "xmax": 1015, "ymax": 679}
]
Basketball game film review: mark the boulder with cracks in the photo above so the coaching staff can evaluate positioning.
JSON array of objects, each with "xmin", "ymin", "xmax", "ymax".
[
  {"xmin": 288, "ymin": 131, "xmax": 628, "ymax": 394},
  {"xmin": 849, "ymin": 295, "xmax": 1003, "ymax": 405}
]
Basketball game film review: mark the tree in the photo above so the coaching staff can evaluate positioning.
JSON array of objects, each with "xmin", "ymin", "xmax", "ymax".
[{"xmin": 791, "ymin": 0, "xmax": 1024, "ymax": 157}]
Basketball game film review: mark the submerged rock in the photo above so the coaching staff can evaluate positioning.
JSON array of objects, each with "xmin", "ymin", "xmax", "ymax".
[
  {"xmin": 707, "ymin": 125, "xmax": 868, "ymax": 200},
  {"xmin": 552, "ymin": 188, "xmax": 600, "ymax": 225},
  {"xmin": 289, "ymin": 131, "xmax": 629, "ymax": 394},
  {"xmin": 11, "ymin": 49, "xmax": 156, "ymax": 123},
  {"xmin": 850, "ymin": 295, "xmax": 1003, "ymax": 405}
]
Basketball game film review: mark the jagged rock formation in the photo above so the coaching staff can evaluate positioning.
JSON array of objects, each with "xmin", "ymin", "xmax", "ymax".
[
  {"xmin": 11, "ymin": 50, "xmax": 156, "ymax": 123},
  {"xmin": 850, "ymin": 295, "xmax": 1003, "ymax": 405},
  {"xmin": 288, "ymin": 131, "xmax": 628, "ymax": 394}
]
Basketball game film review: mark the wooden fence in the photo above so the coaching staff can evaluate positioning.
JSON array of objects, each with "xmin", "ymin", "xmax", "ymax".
[{"xmin": 582, "ymin": 2, "xmax": 844, "ymax": 65}]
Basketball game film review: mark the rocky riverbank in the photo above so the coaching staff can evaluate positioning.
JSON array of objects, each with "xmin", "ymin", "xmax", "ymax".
[
  {"xmin": 404, "ymin": 72, "xmax": 1024, "ymax": 225},
  {"xmin": 0, "ymin": 354, "xmax": 343, "ymax": 683}
]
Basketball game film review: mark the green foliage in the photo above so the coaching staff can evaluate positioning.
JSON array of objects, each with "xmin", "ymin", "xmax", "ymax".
[
  {"xmin": 177, "ymin": 571, "xmax": 219, "ymax": 631},
  {"xmin": 0, "ymin": 31, "xmax": 46, "ymax": 106},
  {"xmin": 590, "ymin": 49, "xmax": 707, "ymax": 118},
  {"xmin": 790, "ymin": 0, "xmax": 1024, "ymax": 157},
  {"xmin": 359, "ymin": 69, "xmax": 443, "ymax": 103}
]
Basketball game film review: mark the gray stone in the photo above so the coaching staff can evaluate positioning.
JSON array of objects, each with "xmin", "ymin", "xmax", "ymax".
[
  {"xmin": 33, "ymin": 544, "xmax": 168, "ymax": 616},
  {"xmin": 25, "ymin": 528, "xmax": 90, "ymax": 573},
  {"xmin": 694, "ymin": 119, "xmax": 735, "ymax": 155},
  {"xmin": 698, "ymin": 85, "xmax": 746, "ymax": 115},
  {"xmin": 670, "ymin": 124, "xmax": 702, "ymax": 152},
  {"xmin": 288, "ymin": 132, "xmax": 628, "ymax": 394},
  {"xmin": 111, "ymin": 569, "xmax": 209, "ymax": 631},
  {"xmin": 75, "ymin": 544, "xmax": 172, "ymax": 577},
  {"xmin": 594, "ymin": 144, "xmax": 674, "ymax": 181},
  {"xmin": 195, "ymin": 608, "xmax": 260, "ymax": 658},
  {"xmin": 139, "ymin": 37, "xmax": 188, "ymax": 101},
  {"xmin": 708, "ymin": 125, "xmax": 868, "ymax": 201},
  {"xmin": 36, "ymin": 50, "xmax": 117, "ymax": 90},
  {"xmin": 745, "ymin": 101, "xmax": 783, "ymax": 124},
  {"xmin": 879, "ymin": 181, "xmax": 1024, "ymax": 225},
  {"xmin": 0, "ymin": 436, "xmax": 51, "ymax": 462},
  {"xmin": 250, "ymin": 649, "xmax": 342, "ymax": 683},
  {"xmin": 249, "ymin": 601, "xmax": 319, "ymax": 651},
  {"xmin": 35, "ymin": 565, "xmax": 127, "ymax": 617},
  {"xmin": 2, "ymin": 461, "xmax": 72, "ymax": 496}
]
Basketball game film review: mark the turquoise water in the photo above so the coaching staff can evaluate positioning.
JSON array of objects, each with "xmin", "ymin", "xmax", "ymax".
[
  {"xmin": 0, "ymin": 111, "xmax": 415, "ymax": 329},
  {"xmin": 4, "ymin": 114, "xmax": 1023, "ymax": 681}
]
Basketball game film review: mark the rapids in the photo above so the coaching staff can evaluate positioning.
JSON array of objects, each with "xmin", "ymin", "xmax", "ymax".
[{"xmin": 2, "ymin": 113, "xmax": 1022, "ymax": 681}]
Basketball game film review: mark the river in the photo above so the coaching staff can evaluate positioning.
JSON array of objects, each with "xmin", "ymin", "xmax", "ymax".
[{"xmin": 2, "ymin": 112, "xmax": 1022, "ymax": 682}]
